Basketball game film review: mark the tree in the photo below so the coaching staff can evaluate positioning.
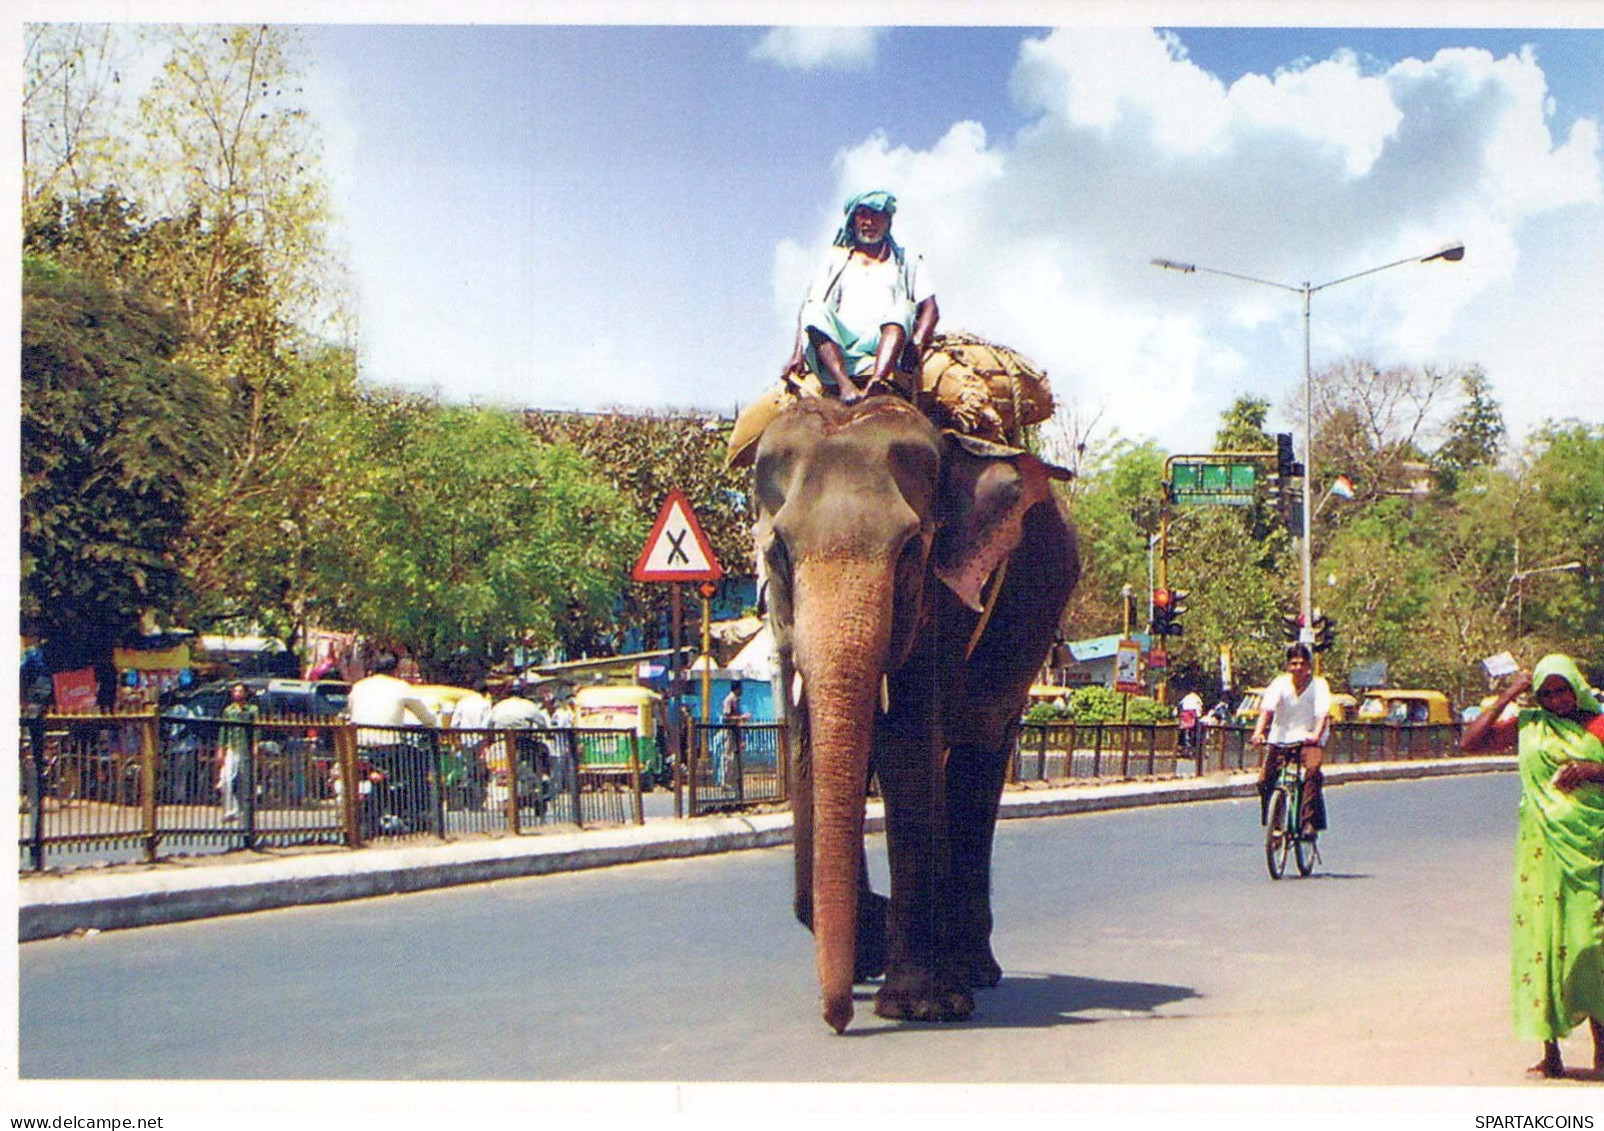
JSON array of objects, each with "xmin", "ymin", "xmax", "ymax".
[
  {"xmin": 21, "ymin": 257, "xmax": 222, "ymax": 687},
  {"xmin": 1432, "ymin": 366, "xmax": 1506, "ymax": 493},
  {"xmin": 22, "ymin": 24, "xmax": 128, "ymax": 222},
  {"xmin": 1307, "ymin": 357, "xmax": 1459, "ymax": 503},
  {"xmin": 523, "ymin": 409, "xmax": 752, "ymax": 651},
  {"xmin": 24, "ymin": 25, "xmax": 356, "ymax": 647},
  {"xmin": 1060, "ymin": 439, "xmax": 1168, "ymax": 642},
  {"xmin": 326, "ymin": 400, "xmax": 645, "ymax": 679},
  {"xmin": 1213, "ymin": 394, "xmax": 1275, "ymax": 453}
]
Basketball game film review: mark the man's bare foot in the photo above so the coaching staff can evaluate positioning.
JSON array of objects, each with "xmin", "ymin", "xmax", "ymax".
[{"xmin": 1527, "ymin": 1045, "xmax": 1564, "ymax": 1079}]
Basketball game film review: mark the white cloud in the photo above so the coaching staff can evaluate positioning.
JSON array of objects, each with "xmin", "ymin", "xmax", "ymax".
[
  {"xmin": 750, "ymin": 27, "xmax": 882, "ymax": 72},
  {"xmin": 777, "ymin": 29, "xmax": 1604, "ymax": 451}
]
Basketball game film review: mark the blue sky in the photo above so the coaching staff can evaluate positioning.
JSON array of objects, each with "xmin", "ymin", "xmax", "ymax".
[
  {"xmin": 26, "ymin": 7, "xmax": 1604, "ymax": 460},
  {"xmin": 289, "ymin": 14, "xmax": 1604, "ymax": 460}
]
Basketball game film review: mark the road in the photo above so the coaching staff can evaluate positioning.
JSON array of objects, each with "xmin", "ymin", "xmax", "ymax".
[{"xmin": 19, "ymin": 771, "xmax": 1593, "ymax": 1087}]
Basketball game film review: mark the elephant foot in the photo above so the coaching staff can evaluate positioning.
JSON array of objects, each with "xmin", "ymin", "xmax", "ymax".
[
  {"xmin": 872, "ymin": 968, "xmax": 975, "ymax": 1023},
  {"xmin": 854, "ymin": 891, "xmax": 890, "ymax": 982},
  {"xmin": 958, "ymin": 949, "xmax": 1003, "ymax": 990}
]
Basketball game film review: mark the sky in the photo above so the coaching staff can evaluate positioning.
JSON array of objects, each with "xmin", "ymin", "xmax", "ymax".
[
  {"xmin": 289, "ymin": 11, "xmax": 1604, "ymax": 460},
  {"xmin": 16, "ymin": 4, "xmax": 1604, "ymax": 463}
]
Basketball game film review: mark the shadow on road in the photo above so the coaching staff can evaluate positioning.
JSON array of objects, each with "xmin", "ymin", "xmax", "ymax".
[{"xmin": 848, "ymin": 970, "xmax": 1200, "ymax": 1033}]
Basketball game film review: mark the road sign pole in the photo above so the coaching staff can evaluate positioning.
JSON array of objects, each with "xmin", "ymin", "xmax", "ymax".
[
  {"xmin": 700, "ymin": 584, "xmax": 713, "ymax": 723},
  {"xmin": 670, "ymin": 582, "xmax": 683, "ymax": 816}
]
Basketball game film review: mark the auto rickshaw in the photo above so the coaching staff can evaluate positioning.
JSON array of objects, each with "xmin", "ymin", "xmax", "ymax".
[
  {"xmin": 1356, "ymin": 689, "xmax": 1454, "ymax": 725},
  {"xmin": 572, "ymin": 684, "xmax": 666, "ymax": 787}
]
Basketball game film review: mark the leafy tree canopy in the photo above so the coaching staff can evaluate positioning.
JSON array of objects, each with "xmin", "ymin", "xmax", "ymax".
[{"xmin": 21, "ymin": 256, "xmax": 222, "ymax": 678}]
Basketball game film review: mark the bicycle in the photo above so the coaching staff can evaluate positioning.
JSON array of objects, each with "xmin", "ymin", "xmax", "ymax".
[{"xmin": 1263, "ymin": 743, "xmax": 1320, "ymax": 879}]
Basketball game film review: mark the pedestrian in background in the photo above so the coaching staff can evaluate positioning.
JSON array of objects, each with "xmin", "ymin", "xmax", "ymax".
[
  {"xmin": 216, "ymin": 682, "xmax": 257, "ymax": 822},
  {"xmin": 1462, "ymin": 653, "xmax": 1604, "ymax": 1079},
  {"xmin": 1177, "ymin": 688, "xmax": 1204, "ymax": 753}
]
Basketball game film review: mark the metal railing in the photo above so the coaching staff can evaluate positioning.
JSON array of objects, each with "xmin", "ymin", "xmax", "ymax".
[
  {"xmin": 684, "ymin": 719, "xmax": 788, "ymax": 817},
  {"xmin": 18, "ymin": 711, "xmax": 649, "ymax": 871},
  {"xmin": 1009, "ymin": 719, "xmax": 1472, "ymax": 784},
  {"xmin": 18, "ymin": 709, "xmax": 1477, "ymax": 871}
]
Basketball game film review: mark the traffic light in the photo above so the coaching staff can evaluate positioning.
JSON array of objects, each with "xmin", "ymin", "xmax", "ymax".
[
  {"xmin": 1151, "ymin": 587, "xmax": 1188, "ymax": 637},
  {"xmin": 1167, "ymin": 589, "xmax": 1188, "ymax": 637},
  {"xmin": 1150, "ymin": 587, "xmax": 1171, "ymax": 637},
  {"xmin": 1312, "ymin": 610, "xmax": 1337, "ymax": 653},
  {"xmin": 1275, "ymin": 432, "xmax": 1297, "ymax": 480},
  {"xmin": 1282, "ymin": 611, "xmax": 1305, "ymax": 642}
]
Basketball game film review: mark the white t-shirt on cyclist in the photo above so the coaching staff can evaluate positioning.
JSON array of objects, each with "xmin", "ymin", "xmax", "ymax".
[{"xmin": 1260, "ymin": 672, "xmax": 1332, "ymax": 745}]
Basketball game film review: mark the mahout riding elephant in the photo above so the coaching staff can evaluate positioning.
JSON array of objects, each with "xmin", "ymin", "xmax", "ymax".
[{"xmin": 744, "ymin": 395, "xmax": 1079, "ymax": 1032}]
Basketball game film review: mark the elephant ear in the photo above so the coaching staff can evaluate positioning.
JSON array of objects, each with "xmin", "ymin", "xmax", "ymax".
[{"xmin": 932, "ymin": 433, "xmax": 1070, "ymax": 612}]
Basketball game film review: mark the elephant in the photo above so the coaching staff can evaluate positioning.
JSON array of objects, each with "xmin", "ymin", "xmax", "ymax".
[{"xmin": 745, "ymin": 394, "xmax": 1079, "ymax": 1032}]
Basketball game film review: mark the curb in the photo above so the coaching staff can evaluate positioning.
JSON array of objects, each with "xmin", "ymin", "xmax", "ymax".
[{"xmin": 18, "ymin": 756, "xmax": 1513, "ymax": 942}]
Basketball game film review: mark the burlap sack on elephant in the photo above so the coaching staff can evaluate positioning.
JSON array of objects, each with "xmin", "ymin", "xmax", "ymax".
[
  {"xmin": 726, "ymin": 333, "xmax": 1054, "ymax": 466},
  {"xmin": 918, "ymin": 332, "xmax": 1054, "ymax": 443}
]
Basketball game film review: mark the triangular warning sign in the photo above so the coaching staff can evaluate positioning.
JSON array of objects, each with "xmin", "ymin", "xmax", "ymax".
[{"xmin": 632, "ymin": 489, "xmax": 724, "ymax": 582}]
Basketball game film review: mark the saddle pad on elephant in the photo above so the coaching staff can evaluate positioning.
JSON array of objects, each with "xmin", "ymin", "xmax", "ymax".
[{"xmin": 727, "ymin": 331, "xmax": 1055, "ymax": 468}]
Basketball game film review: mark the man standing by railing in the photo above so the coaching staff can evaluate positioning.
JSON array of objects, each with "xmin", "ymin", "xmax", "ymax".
[{"xmin": 348, "ymin": 655, "xmax": 438, "ymax": 834}]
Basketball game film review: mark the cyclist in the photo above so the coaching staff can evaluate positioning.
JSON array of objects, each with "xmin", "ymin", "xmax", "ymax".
[{"xmin": 1250, "ymin": 643, "xmax": 1333, "ymax": 836}]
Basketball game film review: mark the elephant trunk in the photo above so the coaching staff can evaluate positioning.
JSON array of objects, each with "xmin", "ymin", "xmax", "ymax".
[{"xmin": 793, "ymin": 557, "xmax": 894, "ymax": 1034}]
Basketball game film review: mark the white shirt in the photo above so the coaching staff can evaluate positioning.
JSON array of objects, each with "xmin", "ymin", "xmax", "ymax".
[
  {"xmin": 347, "ymin": 673, "xmax": 439, "ymax": 745},
  {"xmin": 491, "ymin": 696, "xmax": 541, "ymax": 728},
  {"xmin": 1260, "ymin": 671, "xmax": 1332, "ymax": 745},
  {"xmin": 450, "ymin": 692, "xmax": 495, "ymax": 732}
]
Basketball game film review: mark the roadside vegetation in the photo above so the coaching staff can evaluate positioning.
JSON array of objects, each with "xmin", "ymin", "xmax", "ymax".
[{"xmin": 22, "ymin": 24, "xmax": 1602, "ymax": 702}]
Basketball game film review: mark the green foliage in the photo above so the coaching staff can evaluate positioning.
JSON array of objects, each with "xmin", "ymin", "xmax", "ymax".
[
  {"xmin": 327, "ymin": 399, "xmax": 645, "ymax": 678},
  {"xmin": 1213, "ymin": 394, "xmax": 1275, "ymax": 453},
  {"xmin": 1431, "ymin": 366, "xmax": 1506, "ymax": 493},
  {"xmin": 524, "ymin": 410, "xmax": 751, "ymax": 648},
  {"xmin": 21, "ymin": 258, "xmax": 221, "ymax": 671},
  {"xmin": 1030, "ymin": 685, "xmax": 1172, "ymax": 725},
  {"xmin": 1061, "ymin": 439, "xmax": 1168, "ymax": 640}
]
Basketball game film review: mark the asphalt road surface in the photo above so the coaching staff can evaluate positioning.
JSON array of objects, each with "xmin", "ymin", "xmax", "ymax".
[{"xmin": 19, "ymin": 771, "xmax": 1595, "ymax": 1088}]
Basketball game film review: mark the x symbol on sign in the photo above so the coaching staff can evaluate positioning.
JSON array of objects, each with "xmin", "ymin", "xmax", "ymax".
[{"xmin": 666, "ymin": 529, "xmax": 691, "ymax": 565}]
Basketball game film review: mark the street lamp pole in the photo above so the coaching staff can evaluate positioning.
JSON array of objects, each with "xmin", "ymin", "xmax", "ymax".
[{"xmin": 1152, "ymin": 242, "xmax": 1465, "ymax": 630}]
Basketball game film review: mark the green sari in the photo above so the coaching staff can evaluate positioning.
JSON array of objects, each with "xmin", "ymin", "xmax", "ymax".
[{"xmin": 1511, "ymin": 655, "xmax": 1604, "ymax": 1042}]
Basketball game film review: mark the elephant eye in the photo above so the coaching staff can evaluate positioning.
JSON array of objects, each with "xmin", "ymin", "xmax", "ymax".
[{"xmin": 895, "ymin": 529, "xmax": 926, "ymax": 580}]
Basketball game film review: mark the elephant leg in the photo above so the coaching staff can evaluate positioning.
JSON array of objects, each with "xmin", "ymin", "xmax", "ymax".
[
  {"xmin": 789, "ymin": 709, "xmax": 888, "ymax": 982},
  {"xmin": 943, "ymin": 737, "xmax": 1012, "ymax": 989},
  {"xmin": 944, "ymin": 499, "xmax": 1080, "ymax": 991},
  {"xmin": 872, "ymin": 659, "xmax": 971, "ymax": 1023}
]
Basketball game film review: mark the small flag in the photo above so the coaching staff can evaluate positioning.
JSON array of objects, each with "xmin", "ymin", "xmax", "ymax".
[{"xmin": 1330, "ymin": 475, "xmax": 1355, "ymax": 500}]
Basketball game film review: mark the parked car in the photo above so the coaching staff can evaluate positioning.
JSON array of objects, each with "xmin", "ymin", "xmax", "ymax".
[{"xmin": 165, "ymin": 678, "xmax": 352, "ymax": 806}]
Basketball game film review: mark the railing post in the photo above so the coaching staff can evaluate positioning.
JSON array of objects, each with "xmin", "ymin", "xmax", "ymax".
[
  {"xmin": 502, "ymin": 730, "xmax": 521, "ymax": 836},
  {"xmin": 565, "ymin": 726, "xmax": 582, "ymax": 828},
  {"xmin": 26, "ymin": 711, "xmax": 49, "ymax": 872},
  {"xmin": 334, "ymin": 723, "xmax": 361, "ymax": 847},
  {"xmin": 777, "ymin": 720, "xmax": 790, "ymax": 804},
  {"xmin": 686, "ymin": 712, "xmax": 700, "ymax": 818},
  {"xmin": 241, "ymin": 721, "xmax": 258, "ymax": 852},
  {"xmin": 628, "ymin": 733, "xmax": 644, "ymax": 826},
  {"xmin": 140, "ymin": 712, "xmax": 159, "ymax": 863}
]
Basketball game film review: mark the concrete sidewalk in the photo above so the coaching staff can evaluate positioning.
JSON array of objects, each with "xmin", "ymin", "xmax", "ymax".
[{"xmin": 17, "ymin": 755, "xmax": 1513, "ymax": 941}]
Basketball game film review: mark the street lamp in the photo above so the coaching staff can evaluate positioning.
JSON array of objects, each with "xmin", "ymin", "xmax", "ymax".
[
  {"xmin": 1151, "ymin": 241, "xmax": 1465, "ymax": 631},
  {"xmin": 1505, "ymin": 558, "xmax": 1583, "ymax": 637}
]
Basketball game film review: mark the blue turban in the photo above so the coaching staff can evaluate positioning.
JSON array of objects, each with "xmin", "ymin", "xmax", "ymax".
[{"xmin": 833, "ymin": 190, "xmax": 901, "ymax": 249}]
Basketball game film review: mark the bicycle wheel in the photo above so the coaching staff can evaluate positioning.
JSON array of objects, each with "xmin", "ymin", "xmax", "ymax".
[
  {"xmin": 1295, "ymin": 828, "xmax": 1318, "ymax": 876},
  {"xmin": 1264, "ymin": 787, "xmax": 1290, "ymax": 879}
]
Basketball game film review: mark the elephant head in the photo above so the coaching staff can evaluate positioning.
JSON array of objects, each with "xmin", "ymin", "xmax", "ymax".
[{"xmin": 750, "ymin": 395, "xmax": 1069, "ymax": 1032}]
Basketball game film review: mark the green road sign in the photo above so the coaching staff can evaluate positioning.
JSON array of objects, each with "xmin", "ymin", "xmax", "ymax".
[{"xmin": 1170, "ymin": 460, "xmax": 1259, "ymax": 506}]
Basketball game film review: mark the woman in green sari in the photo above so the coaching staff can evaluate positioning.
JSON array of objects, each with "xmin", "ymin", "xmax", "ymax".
[{"xmin": 1463, "ymin": 653, "xmax": 1604, "ymax": 1078}]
